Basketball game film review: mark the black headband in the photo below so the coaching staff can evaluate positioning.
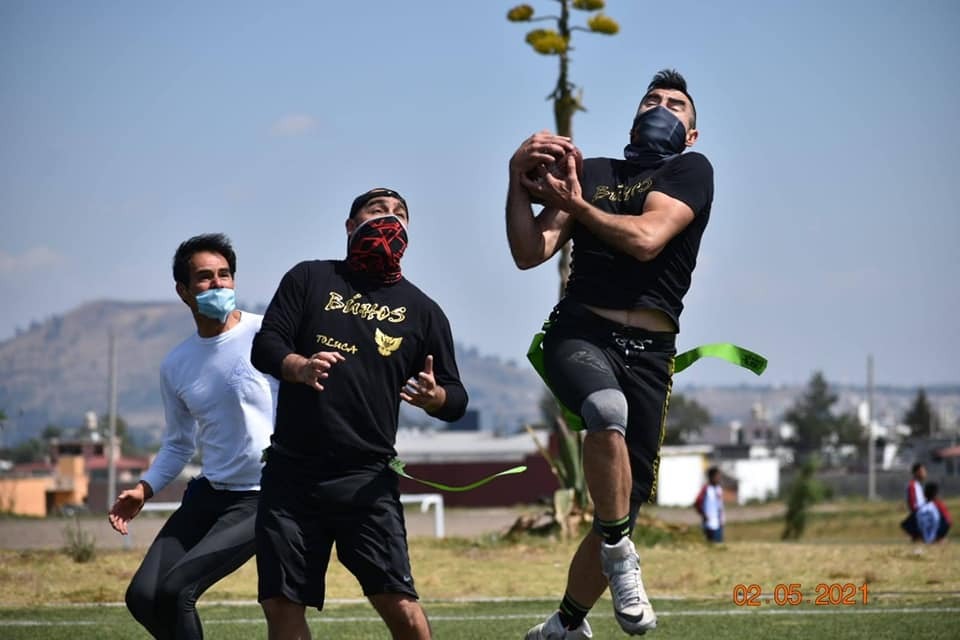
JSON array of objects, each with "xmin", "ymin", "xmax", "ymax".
[{"xmin": 349, "ymin": 188, "xmax": 408, "ymax": 219}]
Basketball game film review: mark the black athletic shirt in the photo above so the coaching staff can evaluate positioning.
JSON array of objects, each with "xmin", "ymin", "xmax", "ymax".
[
  {"xmin": 565, "ymin": 152, "xmax": 714, "ymax": 329},
  {"xmin": 251, "ymin": 260, "xmax": 468, "ymax": 461}
]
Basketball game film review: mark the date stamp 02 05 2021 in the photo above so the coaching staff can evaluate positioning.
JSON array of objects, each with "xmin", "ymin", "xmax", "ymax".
[{"xmin": 732, "ymin": 583, "xmax": 869, "ymax": 607}]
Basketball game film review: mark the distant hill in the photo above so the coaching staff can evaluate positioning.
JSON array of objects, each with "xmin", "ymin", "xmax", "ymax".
[
  {"xmin": 2, "ymin": 301, "xmax": 957, "ymax": 447},
  {"xmin": 0, "ymin": 300, "xmax": 547, "ymax": 446}
]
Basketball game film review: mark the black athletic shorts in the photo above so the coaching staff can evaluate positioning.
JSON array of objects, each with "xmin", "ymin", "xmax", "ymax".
[
  {"xmin": 255, "ymin": 446, "xmax": 417, "ymax": 610},
  {"xmin": 542, "ymin": 298, "xmax": 676, "ymax": 506}
]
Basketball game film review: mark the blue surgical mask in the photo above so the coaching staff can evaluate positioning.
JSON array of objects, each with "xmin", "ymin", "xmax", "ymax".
[
  {"xmin": 195, "ymin": 288, "xmax": 236, "ymax": 323},
  {"xmin": 623, "ymin": 105, "xmax": 688, "ymax": 166}
]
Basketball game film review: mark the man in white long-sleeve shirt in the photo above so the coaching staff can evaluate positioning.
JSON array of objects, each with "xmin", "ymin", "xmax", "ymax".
[{"xmin": 108, "ymin": 233, "xmax": 277, "ymax": 639}]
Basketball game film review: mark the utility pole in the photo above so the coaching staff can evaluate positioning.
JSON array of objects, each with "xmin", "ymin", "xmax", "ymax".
[
  {"xmin": 107, "ymin": 332, "xmax": 118, "ymax": 508},
  {"xmin": 867, "ymin": 354, "xmax": 876, "ymax": 500}
]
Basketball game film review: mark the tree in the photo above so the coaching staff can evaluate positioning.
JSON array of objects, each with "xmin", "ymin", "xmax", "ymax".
[
  {"xmin": 98, "ymin": 414, "xmax": 128, "ymax": 442},
  {"xmin": 833, "ymin": 413, "xmax": 865, "ymax": 446},
  {"xmin": 904, "ymin": 388, "xmax": 937, "ymax": 438},
  {"xmin": 663, "ymin": 394, "xmax": 711, "ymax": 445},
  {"xmin": 507, "ymin": 0, "xmax": 619, "ymax": 293},
  {"xmin": 97, "ymin": 414, "xmax": 143, "ymax": 456},
  {"xmin": 41, "ymin": 425, "xmax": 63, "ymax": 440},
  {"xmin": 784, "ymin": 371, "xmax": 858, "ymax": 452},
  {"xmin": 782, "ymin": 456, "xmax": 826, "ymax": 540},
  {"xmin": 9, "ymin": 438, "xmax": 46, "ymax": 464}
]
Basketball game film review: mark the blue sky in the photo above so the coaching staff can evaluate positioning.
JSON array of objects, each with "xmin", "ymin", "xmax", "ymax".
[{"xmin": 2, "ymin": 0, "xmax": 958, "ymax": 387}]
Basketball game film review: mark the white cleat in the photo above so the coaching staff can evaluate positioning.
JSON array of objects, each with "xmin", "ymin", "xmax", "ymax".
[
  {"xmin": 524, "ymin": 611, "xmax": 593, "ymax": 640},
  {"xmin": 601, "ymin": 537, "xmax": 657, "ymax": 635}
]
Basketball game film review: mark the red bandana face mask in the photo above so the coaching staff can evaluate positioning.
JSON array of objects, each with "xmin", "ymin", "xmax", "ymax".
[{"xmin": 346, "ymin": 215, "xmax": 408, "ymax": 284}]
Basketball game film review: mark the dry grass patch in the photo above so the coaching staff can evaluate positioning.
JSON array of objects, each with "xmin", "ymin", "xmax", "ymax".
[
  {"xmin": 2, "ymin": 499, "xmax": 958, "ymax": 607},
  {"xmin": 2, "ymin": 539, "xmax": 957, "ymax": 607}
]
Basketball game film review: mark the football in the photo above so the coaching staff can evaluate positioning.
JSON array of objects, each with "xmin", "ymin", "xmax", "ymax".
[
  {"xmin": 526, "ymin": 147, "xmax": 583, "ymax": 181},
  {"xmin": 525, "ymin": 147, "xmax": 583, "ymax": 204}
]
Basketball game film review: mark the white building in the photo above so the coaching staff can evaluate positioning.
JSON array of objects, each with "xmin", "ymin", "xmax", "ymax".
[{"xmin": 655, "ymin": 444, "xmax": 780, "ymax": 506}]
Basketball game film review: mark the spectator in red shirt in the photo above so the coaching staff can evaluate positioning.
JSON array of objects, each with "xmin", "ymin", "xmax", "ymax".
[
  {"xmin": 900, "ymin": 463, "xmax": 927, "ymax": 541},
  {"xmin": 694, "ymin": 467, "xmax": 725, "ymax": 542}
]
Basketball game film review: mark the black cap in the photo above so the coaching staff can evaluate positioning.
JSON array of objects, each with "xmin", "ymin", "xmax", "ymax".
[{"xmin": 348, "ymin": 187, "xmax": 408, "ymax": 219}]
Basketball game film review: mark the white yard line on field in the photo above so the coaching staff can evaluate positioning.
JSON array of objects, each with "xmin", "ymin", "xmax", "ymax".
[{"xmin": 3, "ymin": 606, "xmax": 960, "ymax": 627}]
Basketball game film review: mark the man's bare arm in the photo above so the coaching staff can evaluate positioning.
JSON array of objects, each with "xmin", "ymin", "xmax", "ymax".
[
  {"xmin": 564, "ymin": 191, "xmax": 694, "ymax": 262},
  {"xmin": 506, "ymin": 132, "xmax": 577, "ymax": 269}
]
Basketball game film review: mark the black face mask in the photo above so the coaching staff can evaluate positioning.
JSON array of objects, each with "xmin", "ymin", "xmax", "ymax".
[{"xmin": 623, "ymin": 106, "xmax": 688, "ymax": 167}]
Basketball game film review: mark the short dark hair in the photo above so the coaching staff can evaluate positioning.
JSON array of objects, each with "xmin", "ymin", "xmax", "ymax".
[
  {"xmin": 645, "ymin": 68, "xmax": 696, "ymax": 128},
  {"xmin": 172, "ymin": 233, "xmax": 237, "ymax": 286},
  {"xmin": 912, "ymin": 462, "xmax": 925, "ymax": 474},
  {"xmin": 924, "ymin": 482, "xmax": 939, "ymax": 501},
  {"xmin": 707, "ymin": 466, "xmax": 720, "ymax": 480}
]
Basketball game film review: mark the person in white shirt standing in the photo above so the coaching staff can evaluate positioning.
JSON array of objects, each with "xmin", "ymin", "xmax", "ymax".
[
  {"xmin": 108, "ymin": 233, "xmax": 278, "ymax": 639},
  {"xmin": 694, "ymin": 466, "xmax": 725, "ymax": 542}
]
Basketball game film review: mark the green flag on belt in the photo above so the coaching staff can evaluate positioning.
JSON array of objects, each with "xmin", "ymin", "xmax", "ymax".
[{"xmin": 526, "ymin": 324, "xmax": 768, "ymax": 431}]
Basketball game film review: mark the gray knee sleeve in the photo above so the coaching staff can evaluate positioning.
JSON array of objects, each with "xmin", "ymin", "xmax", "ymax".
[{"xmin": 580, "ymin": 389, "xmax": 628, "ymax": 435}]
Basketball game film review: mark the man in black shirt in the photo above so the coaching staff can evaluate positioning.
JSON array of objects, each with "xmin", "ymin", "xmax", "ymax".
[
  {"xmin": 507, "ymin": 69, "xmax": 713, "ymax": 639},
  {"xmin": 251, "ymin": 188, "xmax": 468, "ymax": 640}
]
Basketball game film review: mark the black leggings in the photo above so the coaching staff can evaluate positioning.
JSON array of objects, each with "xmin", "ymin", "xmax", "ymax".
[
  {"xmin": 126, "ymin": 478, "xmax": 258, "ymax": 640},
  {"xmin": 542, "ymin": 301, "xmax": 675, "ymax": 506}
]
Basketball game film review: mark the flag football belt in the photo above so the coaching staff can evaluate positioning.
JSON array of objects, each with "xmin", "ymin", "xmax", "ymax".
[
  {"xmin": 527, "ymin": 320, "xmax": 768, "ymax": 431},
  {"xmin": 388, "ymin": 458, "xmax": 527, "ymax": 492},
  {"xmin": 263, "ymin": 438, "xmax": 526, "ymax": 492}
]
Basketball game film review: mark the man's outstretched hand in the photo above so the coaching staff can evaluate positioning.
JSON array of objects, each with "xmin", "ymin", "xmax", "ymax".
[
  {"xmin": 401, "ymin": 355, "xmax": 446, "ymax": 414},
  {"xmin": 108, "ymin": 481, "xmax": 152, "ymax": 535}
]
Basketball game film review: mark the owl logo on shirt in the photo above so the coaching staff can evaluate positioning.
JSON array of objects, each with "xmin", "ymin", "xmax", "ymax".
[{"xmin": 375, "ymin": 327, "xmax": 403, "ymax": 356}]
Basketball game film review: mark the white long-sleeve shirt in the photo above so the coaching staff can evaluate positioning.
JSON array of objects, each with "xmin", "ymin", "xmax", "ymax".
[
  {"xmin": 141, "ymin": 311, "xmax": 277, "ymax": 494},
  {"xmin": 907, "ymin": 479, "xmax": 926, "ymax": 512},
  {"xmin": 697, "ymin": 484, "xmax": 725, "ymax": 530}
]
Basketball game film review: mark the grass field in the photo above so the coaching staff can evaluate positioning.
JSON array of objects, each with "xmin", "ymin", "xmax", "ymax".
[{"xmin": 1, "ymin": 499, "xmax": 959, "ymax": 638}]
